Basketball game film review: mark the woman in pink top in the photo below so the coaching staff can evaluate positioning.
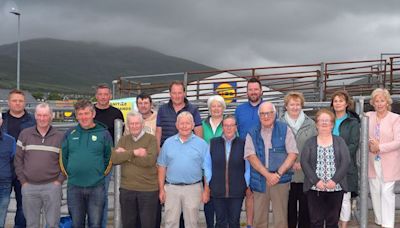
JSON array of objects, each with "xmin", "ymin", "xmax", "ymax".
[{"xmin": 367, "ymin": 88, "xmax": 400, "ymax": 228}]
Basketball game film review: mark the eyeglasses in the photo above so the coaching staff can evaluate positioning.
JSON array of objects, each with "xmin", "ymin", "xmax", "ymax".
[
  {"xmin": 259, "ymin": 111, "xmax": 275, "ymax": 117},
  {"xmin": 317, "ymin": 119, "xmax": 331, "ymax": 124}
]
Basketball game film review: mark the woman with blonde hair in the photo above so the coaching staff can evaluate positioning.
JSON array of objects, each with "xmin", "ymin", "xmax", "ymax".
[
  {"xmin": 366, "ymin": 88, "xmax": 400, "ymax": 228},
  {"xmin": 280, "ymin": 91, "xmax": 317, "ymax": 228}
]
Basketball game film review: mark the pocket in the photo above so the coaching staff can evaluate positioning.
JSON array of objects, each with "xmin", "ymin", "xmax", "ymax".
[{"xmin": 268, "ymin": 147, "xmax": 287, "ymax": 172}]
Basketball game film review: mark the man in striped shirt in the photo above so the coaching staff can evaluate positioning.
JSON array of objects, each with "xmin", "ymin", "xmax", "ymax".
[{"xmin": 14, "ymin": 102, "xmax": 65, "ymax": 228}]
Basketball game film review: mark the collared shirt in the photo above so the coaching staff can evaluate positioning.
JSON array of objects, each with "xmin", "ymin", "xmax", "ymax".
[
  {"xmin": 157, "ymin": 133, "xmax": 208, "ymax": 184},
  {"xmin": 204, "ymin": 134, "xmax": 250, "ymax": 186},
  {"xmin": 131, "ymin": 130, "xmax": 145, "ymax": 142},
  {"xmin": 156, "ymin": 98, "xmax": 202, "ymax": 146},
  {"xmin": 244, "ymin": 125, "xmax": 298, "ymax": 166},
  {"xmin": 235, "ymin": 101, "xmax": 263, "ymax": 139}
]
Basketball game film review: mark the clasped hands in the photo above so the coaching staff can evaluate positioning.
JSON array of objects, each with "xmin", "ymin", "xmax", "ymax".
[{"xmin": 115, "ymin": 147, "xmax": 148, "ymax": 157}]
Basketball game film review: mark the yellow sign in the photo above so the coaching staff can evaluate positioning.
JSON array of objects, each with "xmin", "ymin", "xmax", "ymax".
[
  {"xmin": 216, "ymin": 83, "xmax": 236, "ymax": 104},
  {"xmin": 110, "ymin": 98, "xmax": 136, "ymax": 120}
]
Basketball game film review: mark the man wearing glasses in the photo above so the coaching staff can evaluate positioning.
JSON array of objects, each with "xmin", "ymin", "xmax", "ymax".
[{"xmin": 244, "ymin": 102, "xmax": 298, "ymax": 228}]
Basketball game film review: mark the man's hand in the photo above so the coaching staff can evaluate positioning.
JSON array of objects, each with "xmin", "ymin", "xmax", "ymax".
[
  {"xmin": 115, "ymin": 147, "xmax": 127, "ymax": 153},
  {"xmin": 292, "ymin": 162, "xmax": 302, "ymax": 171},
  {"xmin": 201, "ymin": 189, "xmax": 210, "ymax": 204},
  {"xmin": 265, "ymin": 172, "xmax": 280, "ymax": 186},
  {"xmin": 245, "ymin": 187, "xmax": 253, "ymax": 197},
  {"xmin": 159, "ymin": 187, "xmax": 166, "ymax": 204},
  {"xmin": 133, "ymin": 148, "xmax": 147, "ymax": 157}
]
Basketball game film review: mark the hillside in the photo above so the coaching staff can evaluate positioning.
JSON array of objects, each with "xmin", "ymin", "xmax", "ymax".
[{"xmin": 0, "ymin": 38, "xmax": 214, "ymax": 94}]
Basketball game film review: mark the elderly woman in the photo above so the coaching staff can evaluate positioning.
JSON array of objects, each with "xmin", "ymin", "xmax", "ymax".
[
  {"xmin": 301, "ymin": 109, "xmax": 350, "ymax": 228},
  {"xmin": 204, "ymin": 115, "xmax": 250, "ymax": 228},
  {"xmin": 330, "ymin": 90, "xmax": 360, "ymax": 228},
  {"xmin": 202, "ymin": 95, "xmax": 226, "ymax": 228},
  {"xmin": 280, "ymin": 92, "xmax": 317, "ymax": 228},
  {"xmin": 366, "ymin": 88, "xmax": 400, "ymax": 228}
]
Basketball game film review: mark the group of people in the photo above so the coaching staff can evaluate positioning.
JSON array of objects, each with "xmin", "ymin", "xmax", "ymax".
[{"xmin": 0, "ymin": 78, "xmax": 399, "ymax": 228}]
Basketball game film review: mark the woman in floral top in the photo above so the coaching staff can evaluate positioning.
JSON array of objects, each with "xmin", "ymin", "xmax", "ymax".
[{"xmin": 301, "ymin": 109, "xmax": 350, "ymax": 228}]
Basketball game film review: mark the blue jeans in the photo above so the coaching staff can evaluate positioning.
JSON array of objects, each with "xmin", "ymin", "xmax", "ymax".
[
  {"xmin": 213, "ymin": 197, "xmax": 244, "ymax": 228},
  {"xmin": 67, "ymin": 184, "xmax": 105, "ymax": 228},
  {"xmin": 0, "ymin": 183, "xmax": 11, "ymax": 227}
]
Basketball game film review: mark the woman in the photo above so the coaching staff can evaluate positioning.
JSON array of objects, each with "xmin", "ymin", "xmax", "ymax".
[
  {"xmin": 367, "ymin": 88, "xmax": 400, "ymax": 228},
  {"xmin": 330, "ymin": 90, "xmax": 360, "ymax": 228},
  {"xmin": 280, "ymin": 92, "xmax": 317, "ymax": 228},
  {"xmin": 205, "ymin": 115, "xmax": 249, "ymax": 228},
  {"xmin": 202, "ymin": 95, "xmax": 226, "ymax": 228},
  {"xmin": 301, "ymin": 109, "xmax": 350, "ymax": 228}
]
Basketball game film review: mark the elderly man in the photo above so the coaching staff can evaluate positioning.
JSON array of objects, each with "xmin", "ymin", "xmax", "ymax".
[
  {"xmin": 0, "ymin": 112, "xmax": 16, "ymax": 228},
  {"xmin": 60, "ymin": 99, "xmax": 113, "ymax": 228},
  {"xmin": 111, "ymin": 110, "xmax": 158, "ymax": 227},
  {"xmin": 157, "ymin": 111, "xmax": 210, "ymax": 228},
  {"xmin": 245, "ymin": 102, "xmax": 298, "ymax": 228},
  {"xmin": 14, "ymin": 103, "xmax": 65, "ymax": 228}
]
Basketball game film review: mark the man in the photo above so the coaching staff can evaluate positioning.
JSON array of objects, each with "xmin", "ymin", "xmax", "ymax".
[
  {"xmin": 111, "ymin": 110, "xmax": 158, "ymax": 228},
  {"xmin": 1, "ymin": 89, "xmax": 36, "ymax": 228},
  {"xmin": 157, "ymin": 111, "xmax": 210, "ymax": 228},
  {"xmin": 14, "ymin": 103, "xmax": 65, "ymax": 228},
  {"xmin": 94, "ymin": 83, "xmax": 124, "ymax": 228},
  {"xmin": 245, "ymin": 102, "xmax": 298, "ymax": 228},
  {"xmin": 156, "ymin": 81, "xmax": 203, "ymax": 148},
  {"xmin": 235, "ymin": 77, "xmax": 263, "ymax": 228},
  {"xmin": 0, "ymin": 112, "xmax": 16, "ymax": 227},
  {"xmin": 60, "ymin": 99, "xmax": 113, "ymax": 228}
]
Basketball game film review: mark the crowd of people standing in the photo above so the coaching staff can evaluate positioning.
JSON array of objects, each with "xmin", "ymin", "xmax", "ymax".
[{"xmin": 0, "ymin": 78, "xmax": 399, "ymax": 228}]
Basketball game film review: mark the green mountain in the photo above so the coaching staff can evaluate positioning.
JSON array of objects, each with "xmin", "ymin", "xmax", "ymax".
[{"xmin": 0, "ymin": 38, "xmax": 214, "ymax": 94}]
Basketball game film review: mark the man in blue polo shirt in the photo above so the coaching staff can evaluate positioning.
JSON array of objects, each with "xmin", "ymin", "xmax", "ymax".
[
  {"xmin": 156, "ymin": 81, "xmax": 203, "ymax": 148},
  {"xmin": 157, "ymin": 111, "xmax": 210, "ymax": 228},
  {"xmin": 235, "ymin": 77, "xmax": 263, "ymax": 228}
]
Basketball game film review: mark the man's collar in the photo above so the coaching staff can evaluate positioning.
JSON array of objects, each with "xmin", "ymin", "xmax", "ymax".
[{"xmin": 132, "ymin": 130, "xmax": 145, "ymax": 141}]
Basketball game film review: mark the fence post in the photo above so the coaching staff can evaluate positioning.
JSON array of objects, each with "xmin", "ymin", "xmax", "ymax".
[
  {"xmin": 113, "ymin": 119, "xmax": 123, "ymax": 228},
  {"xmin": 183, "ymin": 72, "xmax": 188, "ymax": 96},
  {"xmin": 319, "ymin": 62, "xmax": 325, "ymax": 101},
  {"xmin": 359, "ymin": 113, "xmax": 369, "ymax": 228}
]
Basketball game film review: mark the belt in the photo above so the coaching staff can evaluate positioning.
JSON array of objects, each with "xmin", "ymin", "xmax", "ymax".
[{"xmin": 166, "ymin": 180, "xmax": 201, "ymax": 186}]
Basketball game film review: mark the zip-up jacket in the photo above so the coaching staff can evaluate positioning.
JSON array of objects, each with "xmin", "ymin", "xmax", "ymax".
[
  {"xmin": 0, "ymin": 131, "xmax": 16, "ymax": 184},
  {"xmin": 338, "ymin": 111, "xmax": 360, "ymax": 193},
  {"xmin": 1, "ymin": 110, "xmax": 36, "ymax": 140},
  {"xmin": 249, "ymin": 120, "xmax": 293, "ymax": 193},
  {"xmin": 60, "ymin": 122, "xmax": 113, "ymax": 187},
  {"xmin": 209, "ymin": 136, "xmax": 246, "ymax": 198},
  {"xmin": 14, "ymin": 126, "xmax": 65, "ymax": 185}
]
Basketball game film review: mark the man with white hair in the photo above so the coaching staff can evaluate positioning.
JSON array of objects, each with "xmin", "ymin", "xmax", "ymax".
[
  {"xmin": 111, "ymin": 110, "xmax": 158, "ymax": 228},
  {"xmin": 14, "ymin": 103, "xmax": 65, "ymax": 228},
  {"xmin": 0, "ymin": 112, "xmax": 16, "ymax": 227},
  {"xmin": 157, "ymin": 111, "xmax": 210, "ymax": 228},
  {"xmin": 245, "ymin": 102, "xmax": 298, "ymax": 228}
]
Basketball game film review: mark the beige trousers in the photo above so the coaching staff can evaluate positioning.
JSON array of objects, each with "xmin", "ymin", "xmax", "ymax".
[
  {"xmin": 253, "ymin": 183, "xmax": 290, "ymax": 228},
  {"xmin": 164, "ymin": 183, "xmax": 202, "ymax": 228}
]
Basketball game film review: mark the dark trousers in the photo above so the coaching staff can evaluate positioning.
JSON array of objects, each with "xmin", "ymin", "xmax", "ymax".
[
  {"xmin": 204, "ymin": 198, "xmax": 215, "ymax": 228},
  {"xmin": 306, "ymin": 190, "xmax": 344, "ymax": 228},
  {"xmin": 135, "ymin": 199, "xmax": 161, "ymax": 228},
  {"xmin": 120, "ymin": 188, "xmax": 158, "ymax": 228},
  {"xmin": 288, "ymin": 183, "xmax": 310, "ymax": 228},
  {"xmin": 213, "ymin": 197, "xmax": 244, "ymax": 228},
  {"xmin": 13, "ymin": 178, "xmax": 26, "ymax": 228}
]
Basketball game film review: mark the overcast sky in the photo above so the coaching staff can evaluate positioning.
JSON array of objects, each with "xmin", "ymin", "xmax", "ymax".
[{"xmin": 1, "ymin": 0, "xmax": 400, "ymax": 69}]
